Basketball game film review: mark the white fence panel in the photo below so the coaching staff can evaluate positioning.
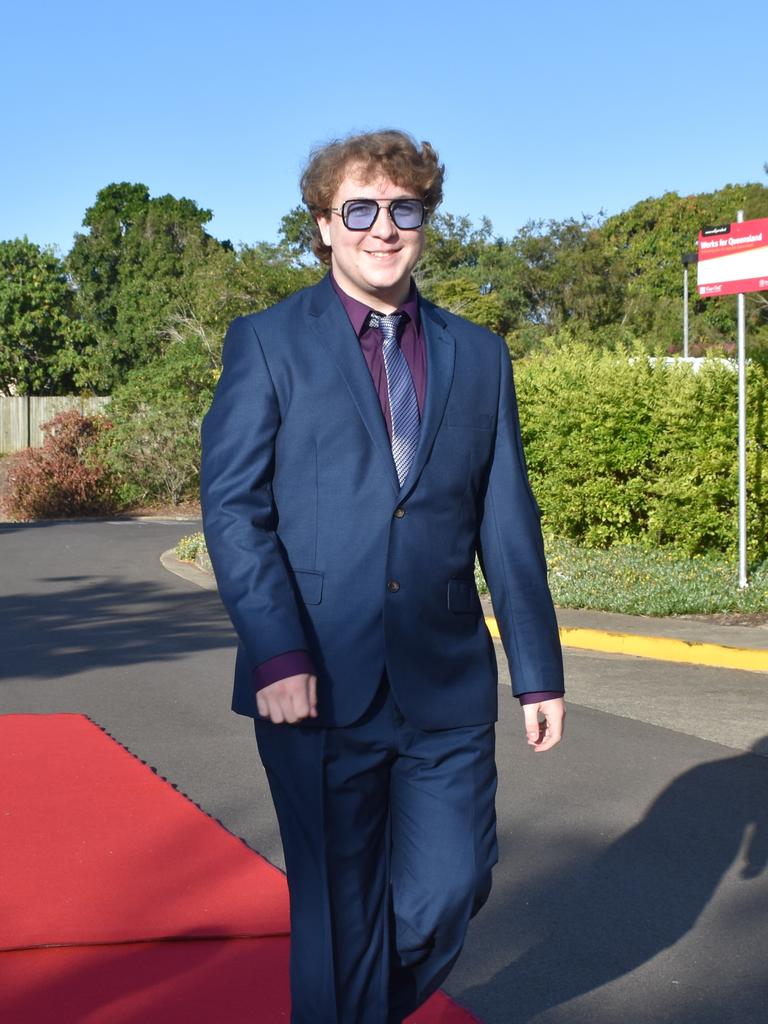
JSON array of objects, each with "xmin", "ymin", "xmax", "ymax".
[
  {"xmin": 0, "ymin": 396, "xmax": 111, "ymax": 454},
  {"xmin": 0, "ymin": 398, "xmax": 28, "ymax": 454}
]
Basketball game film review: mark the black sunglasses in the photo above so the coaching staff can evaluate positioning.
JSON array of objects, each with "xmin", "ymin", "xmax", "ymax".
[{"xmin": 330, "ymin": 198, "xmax": 425, "ymax": 231}]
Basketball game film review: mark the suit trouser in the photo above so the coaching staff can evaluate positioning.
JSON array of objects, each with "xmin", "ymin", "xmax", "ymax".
[{"xmin": 254, "ymin": 680, "xmax": 498, "ymax": 1024}]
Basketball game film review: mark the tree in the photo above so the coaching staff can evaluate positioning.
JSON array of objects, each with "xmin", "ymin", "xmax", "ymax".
[
  {"xmin": 67, "ymin": 183, "xmax": 227, "ymax": 391},
  {"xmin": 279, "ymin": 205, "xmax": 317, "ymax": 259},
  {"xmin": 0, "ymin": 238, "xmax": 87, "ymax": 394},
  {"xmin": 425, "ymin": 276, "xmax": 508, "ymax": 335},
  {"xmin": 226, "ymin": 243, "xmax": 323, "ymax": 323},
  {"xmin": 178, "ymin": 240, "xmax": 323, "ymax": 357},
  {"xmin": 417, "ymin": 212, "xmax": 494, "ymax": 283},
  {"xmin": 66, "ymin": 182, "xmax": 149, "ymax": 343},
  {"xmin": 417, "ymin": 214, "xmax": 526, "ymax": 339},
  {"xmin": 599, "ymin": 183, "xmax": 768, "ymax": 350},
  {"xmin": 510, "ymin": 215, "xmax": 626, "ymax": 332}
]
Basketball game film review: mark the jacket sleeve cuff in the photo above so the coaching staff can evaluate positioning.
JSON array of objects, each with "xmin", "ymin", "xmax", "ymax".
[
  {"xmin": 518, "ymin": 690, "xmax": 564, "ymax": 706},
  {"xmin": 252, "ymin": 651, "xmax": 316, "ymax": 692}
]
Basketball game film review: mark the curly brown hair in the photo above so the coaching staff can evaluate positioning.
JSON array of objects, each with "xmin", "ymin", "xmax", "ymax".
[{"xmin": 300, "ymin": 129, "xmax": 445, "ymax": 264}]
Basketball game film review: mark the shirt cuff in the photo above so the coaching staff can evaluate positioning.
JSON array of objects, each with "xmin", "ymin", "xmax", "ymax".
[
  {"xmin": 252, "ymin": 651, "xmax": 316, "ymax": 692},
  {"xmin": 518, "ymin": 690, "xmax": 564, "ymax": 706}
]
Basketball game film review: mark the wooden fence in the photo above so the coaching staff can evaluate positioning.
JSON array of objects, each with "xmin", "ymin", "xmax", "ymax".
[{"xmin": 0, "ymin": 396, "xmax": 111, "ymax": 454}]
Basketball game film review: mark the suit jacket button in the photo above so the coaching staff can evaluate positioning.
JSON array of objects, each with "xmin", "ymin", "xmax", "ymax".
[
  {"xmin": 394, "ymin": 507, "xmax": 406, "ymax": 519},
  {"xmin": 387, "ymin": 580, "xmax": 401, "ymax": 593}
]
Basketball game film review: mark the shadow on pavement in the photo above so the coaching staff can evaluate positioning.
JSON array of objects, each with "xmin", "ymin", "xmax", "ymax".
[
  {"xmin": 0, "ymin": 576, "xmax": 232, "ymax": 680},
  {"xmin": 0, "ymin": 520, "xmax": 88, "ymax": 535},
  {"xmin": 460, "ymin": 739, "xmax": 768, "ymax": 1023}
]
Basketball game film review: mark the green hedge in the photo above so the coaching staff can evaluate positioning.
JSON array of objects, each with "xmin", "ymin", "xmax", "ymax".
[
  {"xmin": 515, "ymin": 343, "xmax": 768, "ymax": 557},
  {"xmin": 99, "ymin": 338, "xmax": 216, "ymax": 506}
]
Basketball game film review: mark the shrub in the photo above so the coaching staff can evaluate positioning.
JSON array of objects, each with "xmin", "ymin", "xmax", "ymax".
[
  {"xmin": 99, "ymin": 336, "xmax": 217, "ymax": 506},
  {"xmin": 175, "ymin": 531, "xmax": 207, "ymax": 562},
  {"xmin": 174, "ymin": 531, "xmax": 211, "ymax": 573},
  {"xmin": 515, "ymin": 342, "xmax": 768, "ymax": 557},
  {"xmin": 2, "ymin": 410, "xmax": 119, "ymax": 520}
]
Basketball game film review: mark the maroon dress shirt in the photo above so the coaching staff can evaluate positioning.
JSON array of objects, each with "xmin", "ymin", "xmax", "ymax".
[{"xmin": 252, "ymin": 275, "xmax": 559, "ymax": 707}]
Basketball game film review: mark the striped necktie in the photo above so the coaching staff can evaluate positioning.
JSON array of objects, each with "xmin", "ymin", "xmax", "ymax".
[{"xmin": 369, "ymin": 311, "xmax": 421, "ymax": 486}]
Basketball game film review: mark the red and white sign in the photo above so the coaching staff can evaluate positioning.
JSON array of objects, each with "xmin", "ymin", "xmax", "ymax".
[{"xmin": 697, "ymin": 217, "xmax": 768, "ymax": 297}]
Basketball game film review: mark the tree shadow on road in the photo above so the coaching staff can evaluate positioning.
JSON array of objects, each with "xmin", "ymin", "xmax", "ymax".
[
  {"xmin": 460, "ymin": 738, "xmax": 768, "ymax": 1023},
  {"xmin": 0, "ymin": 574, "xmax": 232, "ymax": 679}
]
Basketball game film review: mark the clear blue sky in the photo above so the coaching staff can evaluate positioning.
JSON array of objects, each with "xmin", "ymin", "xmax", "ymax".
[{"xmin": 2, "ymin": 0, "xmax": 765, "ymax": 255}]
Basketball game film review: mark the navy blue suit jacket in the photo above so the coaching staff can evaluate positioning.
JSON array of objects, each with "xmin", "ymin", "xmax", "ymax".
[{"xmin": 200, "ymin": 275, "xmax": 563, "ymax": 728}]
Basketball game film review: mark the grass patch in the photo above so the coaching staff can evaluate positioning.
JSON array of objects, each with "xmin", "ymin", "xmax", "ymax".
[{"xmin": 544, "ymin": 538, "xmax": 768, "ymax": 616}]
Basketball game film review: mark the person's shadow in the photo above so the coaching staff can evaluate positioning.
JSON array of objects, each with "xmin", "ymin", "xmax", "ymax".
[{"xmin": 461, "ymin": 738, "xmax": 768, "ymax": 1022}]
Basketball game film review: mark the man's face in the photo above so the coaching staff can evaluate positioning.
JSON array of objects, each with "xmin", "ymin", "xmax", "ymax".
[{"xmin": 317, "ymin": 167, "xmax": 425, "ymax": 311}]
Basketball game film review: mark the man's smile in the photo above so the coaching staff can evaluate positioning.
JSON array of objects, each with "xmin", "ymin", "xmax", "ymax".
[{"xmin": 317, "ymin": 171, "xmax": 424, "ymax": 310}]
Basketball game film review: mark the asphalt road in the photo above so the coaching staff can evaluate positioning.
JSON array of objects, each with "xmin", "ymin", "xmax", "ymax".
[{"xmin": 1, "ymin": 519, "xmax": 767, "ymax": 1024}]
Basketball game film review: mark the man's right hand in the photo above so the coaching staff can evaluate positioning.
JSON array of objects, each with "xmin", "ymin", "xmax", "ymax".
[{"xmin": 256, "ymin": 673, "xmax": 318, "ymax": 724}]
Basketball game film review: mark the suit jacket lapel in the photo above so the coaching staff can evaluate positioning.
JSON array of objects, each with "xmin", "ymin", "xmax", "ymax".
[
  {"xmin": 308, "ymin": 277, "xmax": 400, "ymax": 494},
  {"xmin": 399, "ymin": 300, "xmax": 456, "ymax": 500}
]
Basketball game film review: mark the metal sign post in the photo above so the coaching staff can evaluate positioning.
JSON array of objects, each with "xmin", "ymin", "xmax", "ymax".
[
  {"xmin": 736, "ymin": 211, "xmax": 747, "ymax": 589},
  {"xmin": 684, "ymin": 265, "xmax": 690, "ymax": 359}
]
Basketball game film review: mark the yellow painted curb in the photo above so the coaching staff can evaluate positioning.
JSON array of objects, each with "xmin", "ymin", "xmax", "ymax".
[{"xmin": 483, "ymin": 616, "xmax": 768, "ymax": 674}]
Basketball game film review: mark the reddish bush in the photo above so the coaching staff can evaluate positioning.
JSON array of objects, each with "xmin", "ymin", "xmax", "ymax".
[{"xmin": 2, "ymin": 410, "xmax": 119, "ymax": 521}]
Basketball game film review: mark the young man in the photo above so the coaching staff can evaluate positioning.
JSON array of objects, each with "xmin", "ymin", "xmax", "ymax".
[{"xmin": 200, "ymin": 130, "xmax": 565, "ymax": 1024}]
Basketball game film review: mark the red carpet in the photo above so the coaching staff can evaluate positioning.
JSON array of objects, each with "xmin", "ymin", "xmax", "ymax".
[{"xmin": 0, "ymin": 714, "xmax": 479, "ymax": 1022}]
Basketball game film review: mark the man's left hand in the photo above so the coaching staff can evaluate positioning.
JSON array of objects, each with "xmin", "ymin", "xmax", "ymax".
[{"xmin": 523, "ymin": 697, "xmax": 565, "ymax": 753}]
